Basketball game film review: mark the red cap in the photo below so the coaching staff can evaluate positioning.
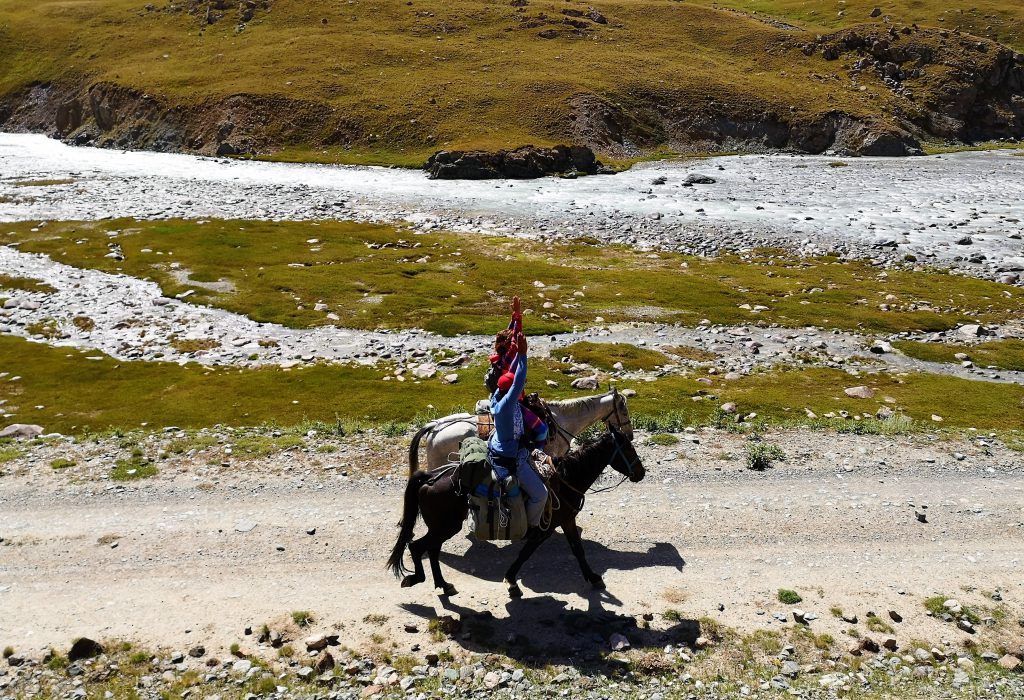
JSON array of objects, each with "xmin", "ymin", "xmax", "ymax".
[
  {"xmin": 489, "ymin": 353, "xmax": 500, "ymax": 364},
  {"xmin": 496, "ymin": 372, "xmax": 515, "ymax": 392}
]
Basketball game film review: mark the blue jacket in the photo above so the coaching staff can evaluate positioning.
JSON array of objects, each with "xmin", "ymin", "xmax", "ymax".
[{"xmin": 488, "ymin": 354, "xmax": 528, "ymax": 458}]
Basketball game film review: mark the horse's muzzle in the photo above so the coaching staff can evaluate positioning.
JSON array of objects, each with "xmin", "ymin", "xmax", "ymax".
[{"xmin": 629, "ymin": 465, "xmax": 646, "ymax": 482}]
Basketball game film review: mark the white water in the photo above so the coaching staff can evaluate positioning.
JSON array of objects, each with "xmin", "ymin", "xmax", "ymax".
[{"xmin": 1, "ymin": 133, "xmax": 1022, "ymax": 273}]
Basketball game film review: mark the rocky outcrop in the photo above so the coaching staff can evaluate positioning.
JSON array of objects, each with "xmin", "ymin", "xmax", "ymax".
[
  {"xmin": 0, "ymin": 82, "xmax": 362, "ymax": 157},
  {"xmin": 424, "ymin": 145, "xmax": 600, "ymax": 179},
  {"xmin": 805, "ymin": 26, "xmax": 1024, "ymax": 144}
]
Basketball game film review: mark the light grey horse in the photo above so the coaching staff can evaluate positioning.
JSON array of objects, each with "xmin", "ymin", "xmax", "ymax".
[{"xmin": 407, "ymin": 389, "xmax": 634, "ymax": 474}]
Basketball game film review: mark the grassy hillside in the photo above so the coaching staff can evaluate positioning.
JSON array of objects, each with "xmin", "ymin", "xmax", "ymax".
[{"xmin": 1, "ymin": 1, "xmax": 1022, "ymax": 163}]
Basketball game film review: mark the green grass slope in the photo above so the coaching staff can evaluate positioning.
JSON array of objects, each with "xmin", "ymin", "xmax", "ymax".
[{"xmin": 1, "ymin": 1, "xmax": 1022, "ymax": 164}]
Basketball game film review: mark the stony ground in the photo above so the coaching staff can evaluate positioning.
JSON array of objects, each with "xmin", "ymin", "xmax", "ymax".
[{"xmin": 1, "ymin": 426, "xmax": 1023, "ymax": 698}]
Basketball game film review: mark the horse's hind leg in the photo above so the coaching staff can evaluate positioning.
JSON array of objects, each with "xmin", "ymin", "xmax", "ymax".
[
  {"xmin": 564, "ymin": 517, "xmax": 604, "ymax": 589},
  {"xmin": 401, "ymin": 535, "xmax": 428, "ymax": 588},
  {"xmin": 427, "ymin": 525, "xmax": 461, "ymax": 597}
]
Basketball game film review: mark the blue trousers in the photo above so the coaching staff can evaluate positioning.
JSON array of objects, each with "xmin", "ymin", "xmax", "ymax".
[{"xmin": 491, "ymin": 448, "xmax": 548, "ymax": 527}]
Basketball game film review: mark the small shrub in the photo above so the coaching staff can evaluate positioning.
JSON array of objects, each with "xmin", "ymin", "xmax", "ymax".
[
  {"xmin": 363, "ymin": 613, "xmax": 389, "ymax": 625},
  {"xmin": 830, "ymin": 606, "xmax": 843, "ymax": 618},
  {"xmin": 291, "ymin": 610, "xmax": 312, "ymax": 627},
  {"xmin": 3, "ymin": 646, "xmax": 13, "ymax": 659},
  {"xmin": 829, "ymin": 161, "xmax": 849, "ymax": 168},
  {"xmin": 648, "ymin": 433, "xmax": 679, "ymax": 446},
  {"xmin": 229, "ymin": 643, "xmax": 241, "ymax": 656},
  {"xmin": 50, "ymin": 458, "xmax": 76, "ymax": 469},
  {"xmin": 46, "ymin": 653, "xmax": 68, "ymax": 670},
  {"xmin": 316, "ymin": 444, "xmax": 338, "ymax": 454},
  {"xmin": 278, "ymin": 644, "xmax": 294, "ymax": 658},
  {"xmin": 661, "ymin": 608, "xmax": 683, "ymax": 622},
  {"xmin": 866, "ymin": 615, "xmax": 894, "ymax": 634},
  {"xmin": 778, "ymin": 589, "xmax": 803, "ymax": 605},
  {"xmin": 814, "ymin": 633, "xmax": 834, "ymax": 650},
  {"xmin": 251, "ymin": 677, "xmax": 276, "ymax": 694},
  {"xmin": 128, "ymin": 651, "xmax": 150, "ymax": 665},
  {"xmin": 747, "ymin": 442, "xmax": 785, "ymax": 470}
]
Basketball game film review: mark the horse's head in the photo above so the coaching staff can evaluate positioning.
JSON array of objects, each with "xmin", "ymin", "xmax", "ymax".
[
  {"xmin": 608, "ymin": 424, "xmax": 645, "ymax": 483},
  {"xmin": 605, "ymin": 388, "xmax": 634, "ymax": 440}
]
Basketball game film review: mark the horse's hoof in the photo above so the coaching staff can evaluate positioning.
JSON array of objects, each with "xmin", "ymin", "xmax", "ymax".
[
  {"xmin": 591, "ymin": 577, "xmax": 606, "ymax": 590},
  {"xmin": 508, "ymin": 584, "xmax": 523, "ymax": 599},
  {"xmin": 440, "ymin": 583, "xmax": 458, "ymax": 597},
  {"xmin": 401, "ymin": 575, "xmax": 422, "ymax": 588}
]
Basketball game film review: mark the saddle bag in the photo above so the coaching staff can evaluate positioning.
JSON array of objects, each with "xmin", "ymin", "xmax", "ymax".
[{"xmin": 467, "ymin": 471, "xmax": 528, "ymax": 542}]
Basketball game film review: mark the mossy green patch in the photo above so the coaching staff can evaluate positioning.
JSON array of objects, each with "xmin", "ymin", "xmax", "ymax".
[
  {"xmin": 558, "ymin": 341, "xmax": 670, "ymax": 371},
  {"xmin": 894, "ymin": 339, "xmax": 1024, "ymax": 372},
  {"xmin": 7, "ymin": 219, "xmax": 1023, "ymax": 337},
  {"xmin": 0, "ymin": 274, "xmax": 55, "ymax": 294},
  {"xmin": 778, "ymin": 589, "xmax": 803, "ymax": 605},
  {"xmin": 4, "ymin": 335, "xmax": 1023, "ymax": 435}
]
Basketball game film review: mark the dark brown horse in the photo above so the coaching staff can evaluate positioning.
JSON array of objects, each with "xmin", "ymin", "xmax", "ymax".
[{"xmin": 387, "ymin": 426, "xmax": 646, "ymax": 598}]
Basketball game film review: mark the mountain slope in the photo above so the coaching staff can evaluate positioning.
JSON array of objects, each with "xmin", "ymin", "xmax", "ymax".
[{"xmin": 1, "ymin": 0, "xmax": 1022, "ymax": 163}]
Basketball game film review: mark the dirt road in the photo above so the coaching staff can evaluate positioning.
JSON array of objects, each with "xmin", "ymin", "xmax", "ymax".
[{"xmin": 1, "ymin": 429, "xmax": 1022, "ymax": 657}]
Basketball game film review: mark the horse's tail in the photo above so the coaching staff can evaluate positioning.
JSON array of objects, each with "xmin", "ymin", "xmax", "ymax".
[
  {"xmin": 386, "ymin": 470, "xmax": 430, "ymax": 579},
  {"xmin": 407, "ymin": 420, "xmax": 436, "ymax": 477}
]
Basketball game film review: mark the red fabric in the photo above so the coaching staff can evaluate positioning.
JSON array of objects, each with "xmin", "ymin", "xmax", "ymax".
[{"xmin": 497, "ymin": 371, "xmax": 516, "ymax": 391}]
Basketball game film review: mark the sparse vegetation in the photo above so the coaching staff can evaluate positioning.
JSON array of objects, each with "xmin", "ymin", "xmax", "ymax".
[
  {"xmin": 866, "ymin": 615, "xmax": 895, "ymax": 634},
  {"xmin": 778, "ymin": 589, "xmax": 803, "ymax": 605},
  {"xmin": 291, "ymin": 611, "xmax": 312, "ymax": 628},
  {"xmin": 661, "ymin": 609, "xmax": 683, "ymax": 622},
  {"xmin": 112, "ymin": 448, "xmax": 158, "ymax": 481},
  {"xmin": 2, "ymin": 646, "xmax": 13, "ymax": 659},
  {"xmin": 747, "ymin": 443, "xmax": 786, "ymax": 470},
  {"xmin": 50, "ymin": 458, "xmax": 75, "ymax": 469},
  {"xmin": 363, "ymin": 613, "xmax": 389, "ymax": 625}
]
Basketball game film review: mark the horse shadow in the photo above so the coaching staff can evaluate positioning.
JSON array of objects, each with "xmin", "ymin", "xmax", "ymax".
[
  {"xmin": 394, "ymin": 534, "xmax": 695, "ymax": 667},
  {"xmin": 439, "ymin": 532, "xmax": 686, "ymax": 597},
  {"xmin": 397, "ymin": 589, "xmax": 702, "ymax": 668}
]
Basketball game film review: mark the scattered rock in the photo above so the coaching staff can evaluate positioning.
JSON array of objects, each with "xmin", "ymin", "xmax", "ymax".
[
  {"xmin": 571, "ymin": 375, "xmax": 600, "ymax": 390},
  {"xmin": 844, "ymin": 385, "xmax": 875, "ymax": 399},
  {"xmin": 609, "ymin": 633, "xmax": 631, "ymax": 651},
  {"xmin": 68, "ymin": 638, "xmax": 104, "ymax": 662}
]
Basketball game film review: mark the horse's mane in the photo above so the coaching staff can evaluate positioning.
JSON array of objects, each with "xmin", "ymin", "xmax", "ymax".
[{"xmin": 545, "ymin": 393, "xmax": 612, "ymax": 411}]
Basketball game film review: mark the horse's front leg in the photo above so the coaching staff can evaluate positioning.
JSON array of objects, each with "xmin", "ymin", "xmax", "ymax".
[
  {"xmin": 503, "ymin": 528, "xmax": 551, "ymax": 598},
  {"xmin": 563, "ymin": 517, "xmax": 604, "ymax": 589}
]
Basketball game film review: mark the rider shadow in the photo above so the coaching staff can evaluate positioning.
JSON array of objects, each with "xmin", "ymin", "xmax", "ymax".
[{"xmin": 439, "ymin": 533, "xmax": 686, "ymax": 597}]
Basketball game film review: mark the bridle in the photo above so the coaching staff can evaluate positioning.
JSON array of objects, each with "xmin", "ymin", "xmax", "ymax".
[{"xmin": 555, "ymin": 427, "xmax": 641, "ymax": 513}]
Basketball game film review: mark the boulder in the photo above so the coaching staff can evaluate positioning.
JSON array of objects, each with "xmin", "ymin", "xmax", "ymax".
[
  {"xmin": 0, "ymin": 424, "xmax": 44, "ymax": 439},
  {"xmin": 998, "ymin": 654, "xmax": 1021, "ymax": 671},
  {"xmin": 844, "ymin": 385, "xmax": 875, "ymax": 399},
  {"xmin": 425, "ymin": 145, "xmax": 601, "ymax": 179},
  {"xmin": 571, "ymin": 375, "xmax": 600, "ymax": 390},
  {"xmin": 68, "ymin": 637, "xmax": 104, "ymax": 662}
]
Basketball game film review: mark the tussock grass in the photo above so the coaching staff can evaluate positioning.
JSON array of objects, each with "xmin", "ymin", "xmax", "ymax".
[
  {"xmin": 7, "ymin": 219, "xmax": 1023, "ymax": 337},
  {"xmin": 894, "ymin": 339, "xmax": 1024, "ymax": 372}
]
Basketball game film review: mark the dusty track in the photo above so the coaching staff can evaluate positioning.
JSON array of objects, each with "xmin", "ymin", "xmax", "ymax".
[{"xmin": 1, "ymin": 430, "xmax": 1022, "ymax": 657}]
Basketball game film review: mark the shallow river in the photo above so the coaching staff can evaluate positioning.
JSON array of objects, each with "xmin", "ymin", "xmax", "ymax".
[{"xmin": 2, "ymin": 133, "xmax": 1022, "ymax": 273}]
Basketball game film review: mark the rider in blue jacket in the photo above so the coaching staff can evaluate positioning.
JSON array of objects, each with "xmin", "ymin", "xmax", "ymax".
[{"xmin": 488, "ymin": 332, "xmax": 548, "ymax": 529}]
